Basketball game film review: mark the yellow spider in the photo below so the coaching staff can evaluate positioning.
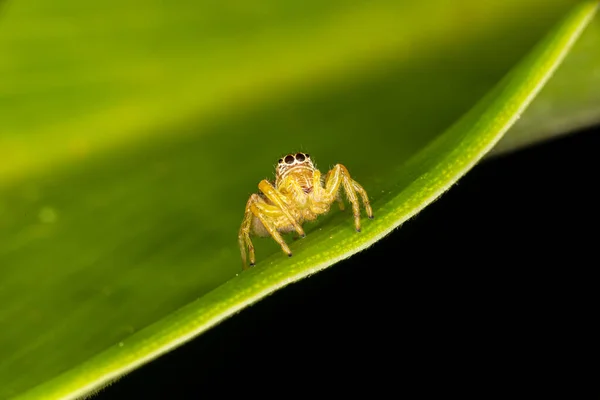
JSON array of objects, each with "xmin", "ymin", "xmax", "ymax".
[{"xmin": 238, "ymin": 152, "xmax": 373, "ymax": 270}]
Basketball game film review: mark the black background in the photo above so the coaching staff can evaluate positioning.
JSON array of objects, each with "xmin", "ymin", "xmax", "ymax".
[{"xmin": 97, "ymin": 125, "xmax": 597, "ymax": 398}]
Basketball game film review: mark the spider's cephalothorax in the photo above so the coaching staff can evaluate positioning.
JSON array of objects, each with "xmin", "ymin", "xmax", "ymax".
[
  {"xmin": 238, "ymin": 152, "xmax": 373, "ymax": 270},
  {"xmin": 275, "ymin": 152, "xmax": 315, "ymax": 191}
]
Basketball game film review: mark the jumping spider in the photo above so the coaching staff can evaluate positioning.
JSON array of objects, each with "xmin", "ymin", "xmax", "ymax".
[{"xmin": 239, "ymin": 152, "xmax": 373, "ymax": 270}]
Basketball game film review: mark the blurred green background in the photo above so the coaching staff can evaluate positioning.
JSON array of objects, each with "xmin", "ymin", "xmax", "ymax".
[{"xmin": 0, "ymin": 0, "xmax": 598, "ymax": 397}]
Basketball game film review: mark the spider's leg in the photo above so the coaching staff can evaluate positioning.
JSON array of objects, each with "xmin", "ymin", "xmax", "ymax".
[
  {"xmin": 250, "ymin": 202, "xmax": 292, "ymax": 257},
  {"xmin": 340, "ymin": 170, "xmax": 361, "ymax": 232},
  {"xmin": 258, "ymin": 180, "xmax": 305, "ymax": 237},
  {"xmin": 239, "ymin": 194, "xmax": 259, "ymax": 269},
  {"xmin": 320, "ymin": 170, "xmax": 344, "ymax": 211},
  {"xmin": 351, "ymin": 180, "xmax": 373, "ymax": 219},
  {"xmin": 324, "ymin": 164, "xmax": 372, "ymax": 232}
]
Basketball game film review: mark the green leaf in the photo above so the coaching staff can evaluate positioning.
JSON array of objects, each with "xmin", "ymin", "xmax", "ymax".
[
  {"xmin": 494, "ymin": 4, "xmax": 600, "ymax": 155},
  {"xmin": 0, "ymin": 1, "xmax": 597, "ymax": 399}
]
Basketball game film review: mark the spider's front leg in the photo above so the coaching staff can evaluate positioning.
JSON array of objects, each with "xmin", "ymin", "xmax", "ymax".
[
  {"xmin": 324, "ymin": 164, "xmax": 373, "ymax": 232},
  {"xmin": 258, "ymin": 180, "xmax": 305, "ymax": 237},
  {"xmin": 317, "ymin": 169, "xmax": 345, "ymax": 211},
  {"xmin": 238, "ymin": 196, "xmax": 256, "ymax": 269},
  {"xmin": 238, "ymin": 194, "xmax": 293, "ymax": 270}
]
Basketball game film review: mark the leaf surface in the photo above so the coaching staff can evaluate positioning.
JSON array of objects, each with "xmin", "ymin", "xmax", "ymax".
[{"xmin": 0, "ymin": 1, "xmax": 597, "ymax": 399}]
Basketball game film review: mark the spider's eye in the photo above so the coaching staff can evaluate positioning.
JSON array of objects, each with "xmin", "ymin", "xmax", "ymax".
[
  {"xmin": 295, "ymin": 153, "xmax": 305, "ymax": 162},
  {"xmin": 305, "ymin": 154, "xmax": 310, "ymax": 159},
  {"xmin": 278, "ymin": 158, "xmax": 283, "ymax": 164},
  {"xmin": 284, "ymin": 155, "xmax": 295, "ymax": 164}
]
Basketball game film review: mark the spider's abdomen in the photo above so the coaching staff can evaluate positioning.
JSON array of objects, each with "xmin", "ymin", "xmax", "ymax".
[
  {"xmin": 250, "ymin": 216, "xmax": 270, "ymax": 237},
  {"xmin": 251, "ymin": 213, "xmax": 300, "ymax": 237}
]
